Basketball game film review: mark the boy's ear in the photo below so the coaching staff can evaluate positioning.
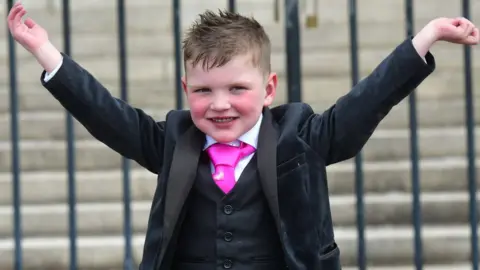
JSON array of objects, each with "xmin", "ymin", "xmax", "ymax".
[
  {"xmin": 181, "ymin": 76, "xmax": 188, "ymax": 95},
  {"xmin": 263, "ymin": 72, "xmax": 277, "ymax": 107}
]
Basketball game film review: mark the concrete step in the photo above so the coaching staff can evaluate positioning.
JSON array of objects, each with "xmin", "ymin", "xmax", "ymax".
[
  {"xmin": 328, "ymin": 157, "xmax": 480, "ymax": 194},
  {"xmin": 0, "ymin": 157, "xmax": 478, "ymax": 205},
  {"xmin": 0, "ymin": 192, "xmax": 477, "ymax": 239},
  {"xmin": 1, "ymin": 93, "xmax": 480, "ymax": 141},
  {"xmin": 2, "ymin": 17, "xmax": 475, "ymax": 62},
  {"xmin": 2, "ymin": 0, "xmax": 476, "ymax": 37},
  {"xmin": 4, "ymin": 0, "xmax": 473, "ymax": 17},
  {"xmin": 0, "ymin": 226, "xmax": 477, "ymax": 269},
  {"xmin": 2, "ymin": 41, "xmax": 478, "ymax": 84},
  {"xmin": 0, "ymin": 59, "xmax": 479, "ymax": 119},
  {"xmin": 0, "ymin": 127, "xmax": 478, "ymax": 171}
]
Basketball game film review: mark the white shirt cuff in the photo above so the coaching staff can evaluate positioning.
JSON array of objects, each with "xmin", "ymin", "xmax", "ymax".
[{"xmin": 43, "ymin": 58, "xmax": 64, "ymax": 82}]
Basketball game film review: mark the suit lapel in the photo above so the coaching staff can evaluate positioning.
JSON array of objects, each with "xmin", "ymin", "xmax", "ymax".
[
  {"xmin": 257, "ymin": 108, "xmax": 281, "ymax": 229},
  {"xmin": 160, "ymin": 125, "xmax": 204, "ymax": 258}
]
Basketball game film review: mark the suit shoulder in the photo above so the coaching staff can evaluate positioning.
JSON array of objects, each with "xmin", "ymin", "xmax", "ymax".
[
  {"xmin": 269, "ymin": 102, "xmax": 315, "ymax": 125},
  {"xmin": 164, "ymin": 109, "xmax": 195, "ymax": 136}
]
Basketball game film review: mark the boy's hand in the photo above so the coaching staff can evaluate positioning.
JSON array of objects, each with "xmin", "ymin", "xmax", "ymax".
[
  {"xmin": 7, "ymin": 2, "xmax": 62, "ymax": 72},
  {"xmin": 413, "ymin": 17, "xmax": 478, "ymax": 58},
  {"xmin": 8, "ymin": 2, "xmax": 48, "ymax": 53},
  {"xmin": 431, "ymin": 17, "xmax": 479, "ymax": 45}
]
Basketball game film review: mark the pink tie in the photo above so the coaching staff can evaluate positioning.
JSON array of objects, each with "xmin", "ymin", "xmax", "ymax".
[{"xmin": 206, "ymin": 142, "xmax": 255, "ymax": 194}]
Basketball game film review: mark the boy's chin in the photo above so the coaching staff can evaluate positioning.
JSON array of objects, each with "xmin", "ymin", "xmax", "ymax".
[{"xmin": 208, "ymin": 131, "xmax": 242, "ymax": 144}]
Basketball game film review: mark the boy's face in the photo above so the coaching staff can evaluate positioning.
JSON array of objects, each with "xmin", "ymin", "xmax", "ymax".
[{"xmin": 182, "ymin": 53, "xmax": 277, "ymax": 143}]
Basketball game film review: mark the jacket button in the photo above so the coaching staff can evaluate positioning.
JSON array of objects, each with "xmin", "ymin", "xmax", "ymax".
[
  {"xmin": 223, "ymin": 259, "xmax": 233, "ymax": 269},
  {"xmin": 224, "ymin": 232, "xmax": 233, "ymax": 242},
  {"xmin": 223, "ymin": 205, "xmax": 233, "ymax": 215}
]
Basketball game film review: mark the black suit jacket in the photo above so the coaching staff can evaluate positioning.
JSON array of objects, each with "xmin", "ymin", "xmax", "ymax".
[{"xmin": 42, "ymin": 38, "xmax": 435, "ymax": 270}]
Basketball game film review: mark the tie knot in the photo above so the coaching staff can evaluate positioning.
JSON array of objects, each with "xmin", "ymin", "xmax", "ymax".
[{"xmin": 206, "ymin": 142, "xmax": 255, "ymax": 167}]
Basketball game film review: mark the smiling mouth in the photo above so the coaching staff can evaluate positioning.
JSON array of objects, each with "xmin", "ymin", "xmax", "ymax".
[{"xmin": 209, "ymin": 117, "xmax": 238, "ymax": 123}]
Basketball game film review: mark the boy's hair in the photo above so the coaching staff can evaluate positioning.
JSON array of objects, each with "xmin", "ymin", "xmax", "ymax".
[{"xmin": 182, "ymin": 9, "xmax": 271, "ymax": 75}]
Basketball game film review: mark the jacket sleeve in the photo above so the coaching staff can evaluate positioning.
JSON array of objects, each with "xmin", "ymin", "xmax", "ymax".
[
  {"xmin": 41, "ymin": 54, "xmax": 166, "ymax": 174},
  {"xmin": 299, "ymin": 38, "xmax": 435, "ymax": 165}
]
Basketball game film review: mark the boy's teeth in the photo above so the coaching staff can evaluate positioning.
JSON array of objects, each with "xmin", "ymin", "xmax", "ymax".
[{"xmin": 213, "ymin": 118, "xmax": 234, "ymax": 122}]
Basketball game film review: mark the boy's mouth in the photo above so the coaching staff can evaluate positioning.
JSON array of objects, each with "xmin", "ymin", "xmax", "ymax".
[{"xmin": 209, "ymin": 117, "xmax": 238, "ymax": 123}]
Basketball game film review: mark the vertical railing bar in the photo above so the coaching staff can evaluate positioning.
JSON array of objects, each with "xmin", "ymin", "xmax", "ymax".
[
  {"xmin": 117, "ymin": 0, "xmax": 134, "ymax": 269},
  {"xmin": 274, "ymin": 0, "xmax": 280, "ymax": 22},
  {"xmin": 405, "ymin": 0, "xmax": 423, "ymax": 269},
  {"xmin": 462, "ymin": 0, "xmax": 478, "ymax": 269},
  {"xmin": 61, "ymin": 1, "xmax": 77, "ymax": 269},
  {"xmin": 173, "ymin": 0, "xmax": 183, "ymax": 110},
  {"xmin": 7, "ymin": 0, "xmax": 22, "ymax": 269},
  {"xmin": 228, "ymin": 0, "xmax": 236, "ymax": 13},
  {"xmin": 348, "ymin": 0, "xmax": 366, "ymax": 269},
  {"xmin": 284, "ymin": 0, "xmax": 302, "ymax": 102}
]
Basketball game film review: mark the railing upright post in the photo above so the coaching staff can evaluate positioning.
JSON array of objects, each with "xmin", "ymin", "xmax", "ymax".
[
  {"xmin": 173, "ymin": 0, "xmax": 183, "ymax": 110},
  {"xmin": 284, "ymin": 0, "xmax": 302, "ymax": 102},
  {"xmin": 61, "ymin": 1, "xmax": 78, "ymax": 269},
  {"xmin": 117, "ymin": 0, "xmax": 134, "ymax": 269},
  {"xmin": 228, "ymin": 0, "xmax": 236, "ymax": 13},
  {"xmin": 404, "ymin": 1, "xmax": 423, "ymax": 269},
  {"xmin": 461, "ymin": 0, "xmax": 478, "ymax": 269},
  {"xmin": 347, "ymin": 1, "xmax": 366, "ymax": 269},
  {"xmin": 7, "ymin": 0, "xmax": 23, "ymax": 268}
]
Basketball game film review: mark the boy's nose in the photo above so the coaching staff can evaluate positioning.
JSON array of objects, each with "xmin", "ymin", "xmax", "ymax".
[{"xmin": 210, "ymin": 96, "xmax": 231, "ymax": 111}]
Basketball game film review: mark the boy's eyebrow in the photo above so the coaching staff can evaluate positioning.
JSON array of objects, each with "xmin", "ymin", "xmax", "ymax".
[
  {"xmin": 186, "ymin": 84, "xmax": 207, "ymax": 89},
  {"xmin": 187, "ymin": 80, "xmax": 253, "ymax": 89}
]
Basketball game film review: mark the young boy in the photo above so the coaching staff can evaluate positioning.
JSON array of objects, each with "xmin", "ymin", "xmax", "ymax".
[{"xmin": 7, "ymin": 3, "xmax": 479, "ymax": 270}]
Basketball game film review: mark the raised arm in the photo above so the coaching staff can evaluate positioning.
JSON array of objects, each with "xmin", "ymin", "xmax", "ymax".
[
  {"xmin": 8, "ymin": 2, "xmax": 166, "ymax": 173},
  {"xmin": 301, "ymin": 17, "xmax": 478, "ymax": 165}
]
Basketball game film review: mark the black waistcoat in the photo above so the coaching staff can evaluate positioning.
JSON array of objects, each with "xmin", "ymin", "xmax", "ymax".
[{"xmin": 171, "ymin": 153, "xmax": 287, "ymax": 270}]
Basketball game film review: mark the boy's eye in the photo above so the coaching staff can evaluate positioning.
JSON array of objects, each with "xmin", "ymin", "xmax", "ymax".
[
  {"xmin": 231, "ymin": 86, "xmax": 246, "ymax": 91},
  {"xmin": 194, "ymin": 88, "xmax": 211, "ymax": 93}
]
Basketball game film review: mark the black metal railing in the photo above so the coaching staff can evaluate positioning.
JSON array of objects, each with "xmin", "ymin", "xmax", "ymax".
[
  {"xmin": 4, "ymin": 0, "xmax": 478, "ymax": 269},
  {"xmin": 404, "ymin": 0, "xmax": 423, "ymax": 268},
  {"xmin": 462, "ymin": 0, "xmax": 479, "ymax": 268},
  {"xmin": 6, "ymin": 0, "xmax": 21, "ymax": 269},
  {"xmin": 61, "ymin": 1, "xmax": 78, "ymax": 270}
]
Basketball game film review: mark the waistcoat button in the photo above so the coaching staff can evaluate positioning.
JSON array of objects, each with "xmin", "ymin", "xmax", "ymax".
[
  {"xmin": 224, "ymin": 205, "xmax": 233, "ymax": 215},
  {"xmin": 224, "ymin": 232, "xmax": 233, "ymax": 242},
  {"xmin": 223, "ymin": 259, "xmax": 233, "ymax": 269}
]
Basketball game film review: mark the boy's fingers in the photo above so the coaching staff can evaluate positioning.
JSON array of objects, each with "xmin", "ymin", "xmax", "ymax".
[
  {"xmin": 11, "ymin": 7, "xmax": 25, "ymax": 27},
  {"xmin": 452, "ymin": 17, "xmax": 463, "ymax": 26},
  {"xmin": 24, "ymin": 18, "xmax": 36, "ymax": 29},
  {"xmin": 17, "ymin": 9, "xmax": 27, "ymax": 23},
  {"xmin": 464, "ymin": 28, "xmax": 479, "ymax": 45},
  {"xmin": 7, "ymin": 4, "xmax": 20, "ymax": 24},
  {"xmin": 7, "ymin": 9, "xmax": 20, "ymax": 31},
  {"xmin": 472, "ymin": 28, "xmax": 480, "ymax": 44},
  {"xmin": 464, "ymin": 23, "xmax": 474, "ymax": 38},
  {"xmin": 470, "ymin": 27, "xmax": 479, "ymax": 37},
  {"xmin": 454, "ymin": 17, "xmax": 472, "ymax": 31}
]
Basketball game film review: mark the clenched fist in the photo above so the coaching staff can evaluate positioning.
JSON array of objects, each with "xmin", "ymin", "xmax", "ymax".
[{"xmin": 431, "ymin": 17, "xmax": 479, "ymax": 45}]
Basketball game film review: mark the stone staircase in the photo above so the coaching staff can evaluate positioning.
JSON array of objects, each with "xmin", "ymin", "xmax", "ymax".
[{"xmin": 0, "ymin": 0, "xmax": 479, "ymax": 269}]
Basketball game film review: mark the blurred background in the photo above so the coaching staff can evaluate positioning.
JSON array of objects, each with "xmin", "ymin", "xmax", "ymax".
[{"xmin": 0, "ymin": 0, "xmax": 479, "ymax": 269}]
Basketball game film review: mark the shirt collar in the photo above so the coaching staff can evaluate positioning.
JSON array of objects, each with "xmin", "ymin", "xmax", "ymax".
[{"xmin": 203, "ymin": 114, "xmax": 263, "ymax": 150}]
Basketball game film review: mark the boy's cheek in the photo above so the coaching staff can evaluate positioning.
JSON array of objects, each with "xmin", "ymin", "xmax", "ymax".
[{"xmin": 188, "ymin": 99, "xmax": 208, "ymax": 115}]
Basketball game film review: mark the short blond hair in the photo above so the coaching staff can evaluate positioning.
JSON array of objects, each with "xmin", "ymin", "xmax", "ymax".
[{"xmin": 182, "ymin": 9, "xmax": 271, "ymax": 74}]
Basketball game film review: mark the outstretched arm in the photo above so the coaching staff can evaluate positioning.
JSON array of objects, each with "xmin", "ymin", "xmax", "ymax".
[
  {"xmin": 301, "ymin": 17, "xmax": 478, "ymax": 165},
  {"xmin": 7, "ymin": 2, "xmax": 166, "ymax": 174}
]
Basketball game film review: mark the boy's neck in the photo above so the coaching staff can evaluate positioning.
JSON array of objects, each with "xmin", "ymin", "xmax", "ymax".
[{"xmin": 204, "ymin": 114, "xmax": 263, "ymax": 150}]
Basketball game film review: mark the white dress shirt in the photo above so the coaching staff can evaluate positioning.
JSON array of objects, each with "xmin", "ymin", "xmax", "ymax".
[{"xmin": 203, "ymin": 114, "xmax": 262, "ymax": 182}]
